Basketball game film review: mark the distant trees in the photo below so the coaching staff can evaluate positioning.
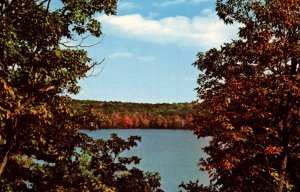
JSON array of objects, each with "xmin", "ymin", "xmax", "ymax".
[
  {"xmin": 186, "ymin": 0, "xmax": 300, "ymax": 192},
  {"xmin": 0, "ymin": 0, "xmax": 163, "ymax": 191},
  {"xmin": 73, "ymin": 100, "xmax": 195, "ymax": 129}
]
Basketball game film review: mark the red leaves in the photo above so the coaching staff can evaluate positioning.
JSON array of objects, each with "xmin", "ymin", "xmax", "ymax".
[
  {"xmin": 264, "ymin": 146, "xmax": 283, "ymax": 155},
  {"xmin": 199, "ymin": 161, "xmax": 215, "ymax": 172},
  {"xmin": 123, "ymin": 114, "xmax": 133, "ymax": 128},
  {"xmin": 221, "ymin": 160, "xmax": 234, "ymax": 171},
  {"xmin": 194, "ymin": 0, "xmax": 300, "ymax": 191}
]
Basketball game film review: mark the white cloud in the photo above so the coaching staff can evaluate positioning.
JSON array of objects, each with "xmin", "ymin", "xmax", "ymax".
[
  {"xmin": 138, "ymin": 56, "xmax": 156, "ymax": 63},
  {"xmin": 147, "ymin": 12, "xmax": 159, "ymax": 19},
  {"xmin": 153, "ymin": 0, "xmax": 208, "ymax": 7},
  {"xmin": 109, "ymin": 51, "xmax": 134, "ymax": 58},
  {"xmin": 98, "ymin": 13, "xmax": 238, "ymax": 49},
  {"xmin": 200, "ymin": 8, "xmax": 215, "ymax": 17},
  {"xmin": 118, "ymin": 2, "xmax": 140, "ymax": 10},
  {"xmin": 109, "ymin": 51, "xmax": 156, "ymax": 63},
  {"xmin": 153, "ymin": 0, "xmax": 185, "ymax": 7}
]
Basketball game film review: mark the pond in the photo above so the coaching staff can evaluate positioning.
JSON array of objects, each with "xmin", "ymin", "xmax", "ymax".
[{"xmin": 82, "ymin": 129, "xmax": 209, "ymax": 192}]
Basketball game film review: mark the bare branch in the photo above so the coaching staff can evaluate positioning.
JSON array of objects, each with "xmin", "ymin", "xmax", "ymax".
[
  {"xmin": 60, "ymin": 35, "xmax": 104, "ymax": 49},
  {"xmin": 86, "ymin": 59, "xmax": 105, "ymax": 77},
  {"xmin": 45, "ymin": 0, "xmax": 51, "ymax": 15}
]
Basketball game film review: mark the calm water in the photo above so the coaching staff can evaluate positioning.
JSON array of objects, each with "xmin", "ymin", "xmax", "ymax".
[{"xmin": 82, "ymin": 129, "xmax": 209, "ymax": 192}]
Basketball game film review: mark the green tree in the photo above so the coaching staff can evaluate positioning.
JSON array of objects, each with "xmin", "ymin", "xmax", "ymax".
[
  {"xmin": 0, "ymin": 0, "xmax": 163, "ymax": 191},
  {"xmin": 188, "ymin": 0, "xmax": 300, "ymax": 192}
]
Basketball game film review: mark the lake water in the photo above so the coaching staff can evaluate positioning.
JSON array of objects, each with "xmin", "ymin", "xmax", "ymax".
[{"xmin": 82, "ymin": 129, "xmax": 209, "ymax": 192}]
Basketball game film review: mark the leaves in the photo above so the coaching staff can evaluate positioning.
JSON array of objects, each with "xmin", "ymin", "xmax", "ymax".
[
  {"xmin": 73, "ymin": 100, "xmax": 195, "ymax": 129},
  {"xmin": 188, "ymin": 0, "xmax": 300, "ymax": 192},
  {"xmin": 0, "ymin": 0, "xmax": 164, "ymax": 191}
]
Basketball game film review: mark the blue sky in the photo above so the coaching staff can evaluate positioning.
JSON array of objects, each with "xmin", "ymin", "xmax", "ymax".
[{"xmin": 70, "ymin": 0, "xmax": 238, "ymax": 103}]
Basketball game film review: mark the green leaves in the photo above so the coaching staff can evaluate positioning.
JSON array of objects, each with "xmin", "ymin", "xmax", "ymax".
[{"xmin": 0, "ymin": 0, "xmax": 162, "ymax": 191}]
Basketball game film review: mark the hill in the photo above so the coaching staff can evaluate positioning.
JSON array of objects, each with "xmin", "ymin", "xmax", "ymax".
[{"xmin": 73, "ymin": 100, "xmax": 195, "ymax": 129}]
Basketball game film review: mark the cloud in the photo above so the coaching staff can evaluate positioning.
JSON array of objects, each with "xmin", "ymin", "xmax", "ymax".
[
  {"xmin": 200, "ymin": 8, "xmax": 215, "ymax": 17},
  {"xmin": 138, "ymin": 56, "xmax": 156, "ymax": 63},
  {"xmin": 118, "ymin": 2, "xmax": 140, "ymax": 10},
  {"xmin": 109, "ymin": 51, "xmax": 156, "ymax": 63},
  {"xmin": 98, "ymin": 13, "xmax": 238, "ymax": 49},
  {"xmin": 147, "ymin": 12, "xmax": 159, "ymax": 19},
  {"xmin": 153, "ymin": 0, "xmax": 208, "ymax": 7},
  {"xmin": 109, "ymin": 51, "xmax": 134, "ymax": 58},
  {"xmin": 153, "ymin": 0, "xmax": 185, "ymax": 7}
]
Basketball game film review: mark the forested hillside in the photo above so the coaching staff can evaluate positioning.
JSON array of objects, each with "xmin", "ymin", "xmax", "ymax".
[{"xmin": 73, "ymin": 100, "xmax": 195, "ymax": 129}]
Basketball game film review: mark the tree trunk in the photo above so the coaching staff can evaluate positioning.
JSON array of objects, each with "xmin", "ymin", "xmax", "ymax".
[
  {"xmin": 291, "ymin": 57, "xmax": 297, "ymax": 75},
  {"xmin": 277, "ymin": 57, "xmax": 299, "ymax": 192},
  {"xmin": 0, "ymin": 132, "xmax": 13, "ymax": 178},
  {"xmin": 0, "ymin": 149, "xmax": 10, "ymax": 177},
  {"xmin": 0, "ymin": 118, "xmax": 16, "ymax": 178},
  {"xmin": 277, "ymin": 149, "xmax": 288, "ymax": 192},
  {"xmin": 276, "ymin": 97, "xmax": 293, "ymax": 192}
]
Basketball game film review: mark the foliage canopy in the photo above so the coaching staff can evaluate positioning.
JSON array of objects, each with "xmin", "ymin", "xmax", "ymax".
[
  {"xmin": 73, "ymin": 100, "xmax": 195, "ymax": 129},
  {"xmin": 0, "ymin": 0, "xmax": 163, "ymax": 191},
  {"xmin": 186, "ymin": 0, "xmax": 300, "ymax": 192}
]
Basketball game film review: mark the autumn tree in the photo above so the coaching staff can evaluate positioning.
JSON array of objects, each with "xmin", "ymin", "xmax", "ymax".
[
  {"xmin": 0, "ymin": 0, "xmax": 163, "ymax": 191},
  {"xmin": 112, "ymin": 112, "xmax": 122, "ymax": 128},
  {"xmin": 132, "ymin": 113, "xmax": 140, "ymax": 128},
  {"xmin": 123, "ymin": 114, "xmax": 133, "ymax": 128},
  {"xmin": 188, "ymin": 0, "xmax": 300, "ymax": 192},
  {"xmin": 72, "ymin": 100, "xmax": 195, "ymax": 129}
]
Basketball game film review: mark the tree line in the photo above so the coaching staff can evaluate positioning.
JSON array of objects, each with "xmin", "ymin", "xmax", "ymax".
[{"xmin": 72, "ymin": 100, "xmax": 195, "ymax": 130}]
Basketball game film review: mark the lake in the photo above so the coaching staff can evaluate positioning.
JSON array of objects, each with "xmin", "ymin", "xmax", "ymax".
[{"xmin": 82, "ymin": 129, "xmax": 209, "ymax": 192}]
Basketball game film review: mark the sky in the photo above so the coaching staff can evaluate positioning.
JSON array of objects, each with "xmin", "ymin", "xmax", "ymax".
[{"xmin": 70, "ymin": 0, "xmax": 239, "ymax": 103}]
